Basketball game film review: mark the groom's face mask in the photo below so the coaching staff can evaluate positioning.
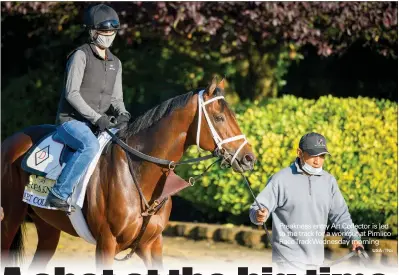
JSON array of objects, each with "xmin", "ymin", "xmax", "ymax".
[
  {"xmin": 90, "ymin": 30, "xmax": 116, "ymax": 49},
  {"xmin": 298, "ymin": 149, "xmax": 326, "ymax": 175}
]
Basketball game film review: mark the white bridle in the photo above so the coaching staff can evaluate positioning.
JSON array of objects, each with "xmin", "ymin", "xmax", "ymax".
[{"xmin": 196, "ymin": 89, "xmax": 248, "ymax": 165}]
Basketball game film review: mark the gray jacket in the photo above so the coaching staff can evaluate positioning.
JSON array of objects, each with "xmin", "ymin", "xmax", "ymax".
[
  {"xmin": 56, "ymin": 43, "xmax": 129, "ymax": 125},
  {"xmin": 249, "ymin": 158, "xmax": 361, "ymax": 266}
]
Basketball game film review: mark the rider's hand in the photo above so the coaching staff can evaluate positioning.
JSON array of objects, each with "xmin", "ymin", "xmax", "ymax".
[
  {"xmin": 256, "ymin": 208, "xmax": 268, "ymax": 224},
  {"xmin": 95, "ymin": 115, "xmax": 111, "ymax": 131},
  {"xmin": 115, "ymin": 112, "xmax": 130, "ymax": 129},
  {"xmin": 352, "ymin": 240, "xmax": 364, "ymax": 255},
  {"xmin": 117, "ymin": 112, "xmax": 130, "ymax": 123}
]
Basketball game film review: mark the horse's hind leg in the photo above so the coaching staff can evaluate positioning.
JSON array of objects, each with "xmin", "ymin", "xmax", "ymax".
[{"xmin": 27, "ymin": 209, "xmax": 60, "ymax": 271}]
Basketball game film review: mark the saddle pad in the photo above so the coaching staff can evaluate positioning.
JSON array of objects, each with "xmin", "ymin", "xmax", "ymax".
[
  {"xmin": 21, "ymin": 132, "xmax": 66, "ymax": 180},
  {"xmin": 22, "ymin": 128, "xmax": 119, "ymax": 244}
]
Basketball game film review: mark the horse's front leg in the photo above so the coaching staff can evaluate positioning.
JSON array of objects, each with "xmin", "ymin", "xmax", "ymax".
[
  {"xmin": 137, "ymin": 234, "xmax": 164, "ymax": 270},
  {"xmin": 137, "ymin": 244, "xmax": 153, "ymax": 269},
  {"xmin": 95, "ymin": 229, "xmax": 117, "ymax": 269},
  {"xmin": 151, "ymin": 235, "xmax": 164, "ymax": 271}
]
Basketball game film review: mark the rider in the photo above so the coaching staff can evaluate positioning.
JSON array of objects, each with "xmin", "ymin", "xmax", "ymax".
[
  {"xmin": 46, "ymin": 4, "xmax": 131, "ymax": 211},
  {"xmin": 249, "ymin": 132, "xmax": 364, "ymax": 271}
]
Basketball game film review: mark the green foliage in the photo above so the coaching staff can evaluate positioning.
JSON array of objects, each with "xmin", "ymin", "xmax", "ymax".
[
  {"xmin": 177, "ymin": 95, "xmax": 398, "ymax": 236},
  {"xmin": 1, "ymin": 67, "xmax": 62, "ymax": 139},
  {"xmin": 1, "ymin": 2, "xmax": 397, "ymax": 101},
  {"xmin": 3, "ymin": 2, "xmax": 397, "ymax": 57}
]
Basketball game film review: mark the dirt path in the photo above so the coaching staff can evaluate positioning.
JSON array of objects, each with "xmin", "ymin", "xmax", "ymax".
[{"xmin": 21, "ymin": 222, "xmax": 271, "ymax": 272}]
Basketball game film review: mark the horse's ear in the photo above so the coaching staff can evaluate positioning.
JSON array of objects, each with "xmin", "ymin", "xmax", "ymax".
[
  {"xmin": 217, "ymin": 78, "xmax": 226, "ymax": 90},
  {"xmin": 207, "ymin": 76, "xmax": 218, "ymax": 96}
]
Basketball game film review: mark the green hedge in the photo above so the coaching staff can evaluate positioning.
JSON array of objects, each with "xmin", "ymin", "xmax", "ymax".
[{"xmin": 177, "ymin": 95, "xmax": 398, "ymax": 236}]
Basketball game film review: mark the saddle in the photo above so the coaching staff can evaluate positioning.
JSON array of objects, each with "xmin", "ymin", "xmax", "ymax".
[
  {"xmin": 20, "ymin": 126, "xmax": 118, "ymax": 210},
  {"xmin": 21, "ymin": 129, "xmax": 112, "ymax": 180}
]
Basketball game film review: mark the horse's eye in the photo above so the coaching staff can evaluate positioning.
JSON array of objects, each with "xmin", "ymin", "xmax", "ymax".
[{"xmin": 214, "ymin": 115, "xmax": 225, "ymax": 123}]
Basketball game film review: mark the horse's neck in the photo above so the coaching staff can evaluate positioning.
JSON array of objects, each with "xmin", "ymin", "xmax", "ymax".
[
  {"xmin": 127, "ymin": 96, "xmax": 198, "ymax": 199},
  {"xmin": 134, "ymin": 102, "xmax": 196, "ymax": 161}
]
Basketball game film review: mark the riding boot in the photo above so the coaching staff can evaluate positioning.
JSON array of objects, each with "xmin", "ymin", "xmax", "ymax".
[{"xmin": 45, "ymin": 192, "xmax": 75, "ymax": 212}]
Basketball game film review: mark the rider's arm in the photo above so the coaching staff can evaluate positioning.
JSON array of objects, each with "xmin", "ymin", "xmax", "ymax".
[
  {"xmin": 328, "ymin": 177, "xmax": 362, "ymax": 241},
  {"xmin": 64, "ymin": 50, "xmax": 102, "ymax": 125},
  {"xmin": 249, "ymin": 176, "xmax": 278, "ymax": 225},
  {"xmin": 111, "ymin": 59, "xmax": 130, "ymax": 118}
]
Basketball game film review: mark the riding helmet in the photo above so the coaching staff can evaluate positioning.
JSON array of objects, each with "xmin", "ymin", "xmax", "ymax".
[{"xmin": 83, "ymin": 4, "xmax": 120, "ymax": 31}]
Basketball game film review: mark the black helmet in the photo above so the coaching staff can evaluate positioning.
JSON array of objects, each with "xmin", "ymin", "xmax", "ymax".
[{"xmin": 83, "ymin": 4, "xmax": 120, "ymax": 31}]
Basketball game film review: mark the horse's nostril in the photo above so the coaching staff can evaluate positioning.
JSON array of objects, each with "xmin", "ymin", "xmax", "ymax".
[{"xmin": 244, "ymin": 154, "xmax": 254, "ymax": 163}]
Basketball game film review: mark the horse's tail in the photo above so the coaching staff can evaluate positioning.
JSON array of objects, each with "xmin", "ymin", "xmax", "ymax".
[
  {"xmin": 1, "ymin": 131, "xmax": 31, "ymax": 266},
  {"xmin": 8, "ymin": 223, "xmax": 26, "ymax": 265}
]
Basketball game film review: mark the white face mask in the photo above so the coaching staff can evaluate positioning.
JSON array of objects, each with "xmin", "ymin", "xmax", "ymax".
[
  {"xmin": 302, "ymin": 161, "xmax": 323, "ymax": 175},
  {"xmin": 300, "ymin": 155, "xmax": 323, "ymax": 175},
  {"xmin": 90, "ymin": 30, "xmax": 116, "ymax": 49}
]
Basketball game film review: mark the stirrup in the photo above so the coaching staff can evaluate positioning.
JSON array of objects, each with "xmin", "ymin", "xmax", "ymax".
[
  {"xmin": 66, "ymin": 204, "xmax": 75, "ymax": 215},
  {"xmin": 65, "ymin": 196, "xmax": 76, "ymax": 214}
]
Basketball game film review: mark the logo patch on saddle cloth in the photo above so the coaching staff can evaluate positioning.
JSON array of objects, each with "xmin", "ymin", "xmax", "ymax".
[{"xmin": 22, "ymin": 175, "xmax": 58, "ymax": 210}]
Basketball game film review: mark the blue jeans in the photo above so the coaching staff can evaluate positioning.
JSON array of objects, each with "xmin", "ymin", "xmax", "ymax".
[{"xmin": 50, "ymin": 120, "xmax": 100, "ymax": 201}]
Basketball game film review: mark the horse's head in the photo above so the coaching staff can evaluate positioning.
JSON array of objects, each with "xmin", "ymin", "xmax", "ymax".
[{"xmin": 194, "ymin": 78, "xmax": 256, "ymax": 172}]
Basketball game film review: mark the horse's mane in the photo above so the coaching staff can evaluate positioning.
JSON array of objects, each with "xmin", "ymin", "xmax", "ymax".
[{"xmin": 117, "ymin": 87, "xmax": 224, "ymax": 140}]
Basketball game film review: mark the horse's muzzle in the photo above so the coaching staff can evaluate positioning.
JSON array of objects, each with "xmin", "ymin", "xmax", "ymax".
[
  {"xmin": 240, "ymin": 153, "xmax": 256, "ymax": 171},
  {"xmin": 218, "ymin": 148, "xmax": 256, "ymax": 172}
]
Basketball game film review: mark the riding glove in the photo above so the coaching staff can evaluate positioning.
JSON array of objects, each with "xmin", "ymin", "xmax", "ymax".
[
  {"xmin": 117, "ymin": 112, "xmax": 131, "ymax": 123},
  {"xmin": 95, "ymin": 115, "xmax": 111, "ymax": 131}
]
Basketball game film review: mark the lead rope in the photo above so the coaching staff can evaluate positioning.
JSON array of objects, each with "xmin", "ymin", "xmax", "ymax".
[
  {"xmin": 240, "ymin": 173, "xmax": 370, "ymax": 271},
  {"xmin": 241, "ymin": 173, "xmax": 304, "ymax": 271},
  {"xmin": 325, "ymin": 244, "xmax": 370, "ymax": 267}
]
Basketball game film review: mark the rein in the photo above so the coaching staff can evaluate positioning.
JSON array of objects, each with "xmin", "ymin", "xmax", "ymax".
[
  {"xmin": 105, "ymin": 128, "xmax": 217, "ymax": 169},
  {"xmin": 240, "ymin": 174, "xmax": 371, "ymax": 270}
]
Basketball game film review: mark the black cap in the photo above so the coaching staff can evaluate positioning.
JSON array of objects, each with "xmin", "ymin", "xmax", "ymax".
[
  {"xmin": 84, "ymin": 4, "xmax": 120, "ymax": 30},
  {"xmin": 299, "ymin": 132, "xmax": 330, "ymax": 156}
]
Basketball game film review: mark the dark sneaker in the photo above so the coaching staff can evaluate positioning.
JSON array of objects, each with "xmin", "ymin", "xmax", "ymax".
[{"xmin": 45, "ymin": 192, "xmax": 75, "ymax": 212}]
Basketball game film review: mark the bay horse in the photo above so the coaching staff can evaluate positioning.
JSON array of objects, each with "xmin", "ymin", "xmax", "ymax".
[{"xmin": 1, "ymin": 78, "xmax": 256, "ymax": 270}]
